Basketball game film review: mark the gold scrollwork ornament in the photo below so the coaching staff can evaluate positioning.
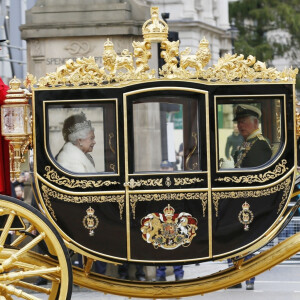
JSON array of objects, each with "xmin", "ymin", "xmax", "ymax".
[
  {"xmin": 174, "ymin": 177, "xmax": 204, "ymax": 186},
  {"xmin": 82, "ymin": 206, "xmax": 99, "ymax": 236},
  {"xmin": 238, "ymin": 202, "xmax": 254, "ymax": 231},
  {"xmin": 215, "ymin": 159, "xmax": 289, "ymax": 184},
  {"xmin": 43, "ymin": 166, "xmax": 120, "ymax": 188}
]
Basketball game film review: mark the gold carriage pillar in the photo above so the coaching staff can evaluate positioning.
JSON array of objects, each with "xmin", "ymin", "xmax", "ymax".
[{"xmin": 0, "ymin": 77, "xmax": 32, "ymax": 180}]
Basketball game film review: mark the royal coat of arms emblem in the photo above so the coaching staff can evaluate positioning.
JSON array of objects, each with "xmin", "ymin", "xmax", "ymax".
[{"xmin": 140, "ymin": 204, "xmax": 198, "ymax": 249}]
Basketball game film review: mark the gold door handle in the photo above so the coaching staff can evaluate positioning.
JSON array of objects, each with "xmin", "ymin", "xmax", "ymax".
[{"xmin": 123, "ymin": 178, "xmax": 141, "ymax": 189}]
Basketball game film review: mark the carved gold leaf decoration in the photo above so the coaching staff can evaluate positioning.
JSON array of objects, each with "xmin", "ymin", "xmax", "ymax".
[
  {"xmin": 174, "ymin": 177, "xmax": 204, "ymax": 186},
  {"xmin": 41, "ymin": 184, "xmax": 58, "ymax": 221},
  {"xmin": 202, "ymin": 54, "xmax": 298, "ymax": 83},
  {"xmin": 159, "ymin": 40, "xmax": 181, "ymax": 79},
  {"xmin": 132, "ymin": 40, "xmax": 154, "ymax": 80},
  {"xmin": 38, "ymin": 57, "xmax": 107, "ymax": 87},
  {"xmin": 130, "ymin": 192, "xmax": 208, "ymax": 219},
  {"xmin": 135, "ymin": 178, "xmax": 163, "ymax": 187},
  {"xmin": 215, "ymin": 159, "xmax": 288, "ymax": 184},
  {"xmin": 23, "ymin": 73, "xmax": 37, "ymax": 89},
  {"xmin": 212, "ymin": 177, "xmax": 291, "ymax": 217},
  {"xmin": 41, "ymin": 184, "xmax": 125, "ymax": 220},
  {"xmin": 43, "ymin": 166, "xmax": 120, "ymax": 188}
]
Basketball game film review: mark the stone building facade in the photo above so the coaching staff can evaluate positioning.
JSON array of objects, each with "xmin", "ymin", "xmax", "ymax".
[
  {"xmin": 147, "ymin": 0, "xmax": 231, "ymax": 63},
  {"xmin": 20, "ymin": 0, "xmax": 232, "ymax": 78}
]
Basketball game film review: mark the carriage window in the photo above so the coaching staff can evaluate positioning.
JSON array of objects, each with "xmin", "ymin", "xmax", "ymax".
[
  {"xmin": 217, "ymin": 98, "xmax": 282, "ymax": 169},
  {"xmin": 132, "ymin": 96, "xmax": 200, "ymax": 172},
  {"xmin": 48, "ymin": 102, "xmax": 117, "ymax": 174}
]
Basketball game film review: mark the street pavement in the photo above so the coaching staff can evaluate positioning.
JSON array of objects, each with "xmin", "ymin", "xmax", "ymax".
[{"xmin": 29, "ymin": 260, "xmax": 300, "ymax": 300}]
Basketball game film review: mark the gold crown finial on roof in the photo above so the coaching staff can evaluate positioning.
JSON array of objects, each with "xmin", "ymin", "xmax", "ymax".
[
  {"xmin": 142, "ymin": 7, "xmax": 169, "ymax": 43},
  {"xmin": 200, "ymin": 36, "xmax": 209, "ymax": 47},
  {"xmin": 104, "ymin": 38, "xmax": 114, "ymax": 50}
]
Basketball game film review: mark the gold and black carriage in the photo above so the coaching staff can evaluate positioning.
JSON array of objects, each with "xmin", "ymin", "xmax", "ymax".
[{"xmin": 1, "ymin": 7, "xmax": 300, "ymax": 300}]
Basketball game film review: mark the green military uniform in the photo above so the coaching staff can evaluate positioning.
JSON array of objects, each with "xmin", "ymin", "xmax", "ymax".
[{"xmin": 234, "ymin": 129, "xmax": 272, "ymax": 168}]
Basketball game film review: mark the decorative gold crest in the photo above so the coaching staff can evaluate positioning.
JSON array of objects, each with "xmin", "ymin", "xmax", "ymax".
[
  {"xmin": 165, "ymin": 177, "xmax": 172, "ymax": 187},
  {"xmin": 238, "ymin": 202, "xmax": 254, "ymax": 231},
  {"xmin": 140, "ymin": 204, "xmax": 198, "ymax": 249},
  {"xmin": 82, "ymin": 206, "xmax": 99, "ymax": 236}
]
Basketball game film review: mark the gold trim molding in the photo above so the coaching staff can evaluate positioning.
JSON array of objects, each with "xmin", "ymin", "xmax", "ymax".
[
  {"xmin": 41, "ymin": 184, "xmax": 125, "ymax": 220},
  {"xmin": 215, "ymin": 159, "xmax": 289, "ymax": 184},
  {"xmin": 212, "ymin": 177, "xmax": 291, "ymax": 217},
  {"xmin": 129, "ymin": 192, "xmax": 208, "ymax": 219},
  {"xmin": 43, "ymin": 166, "xmax": 120, "ymax": 188}
]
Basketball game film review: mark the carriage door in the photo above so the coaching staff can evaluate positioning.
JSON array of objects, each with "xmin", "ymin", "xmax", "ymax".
[{"xmin": 123, "ymin": 87, "xmax": 210, "ymax": 263}]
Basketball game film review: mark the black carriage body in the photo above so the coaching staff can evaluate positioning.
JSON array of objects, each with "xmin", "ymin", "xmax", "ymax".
[{"xmin": 33, "ymin": 80, "xmax": 295, "ymax": 264}]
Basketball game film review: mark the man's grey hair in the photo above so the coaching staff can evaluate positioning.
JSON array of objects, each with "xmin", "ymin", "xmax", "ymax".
[
  {"xmin": 68, "ymin": 127, "xmax": 94, "ymax": 144},
  {"xmin": 249, "ymin": 115, "xmax": 259, "ymax": 122}
]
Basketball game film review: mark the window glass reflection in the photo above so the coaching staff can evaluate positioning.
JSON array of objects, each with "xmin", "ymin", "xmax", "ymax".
[
  {"xmin": 133, "ymin": 97, "xmax": 200, "ymax": 172},
  {"xmin": 48, "ymin": 104, "xmax": 117, "ymax": 174},
  {"xmin": 218, "ymin": 99, "xmax": 282, "ymax": 169}
]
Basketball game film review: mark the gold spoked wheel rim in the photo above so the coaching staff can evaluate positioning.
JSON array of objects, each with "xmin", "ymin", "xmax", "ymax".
[{"xmin": 0, "ymin": 196, "xmax": 72, "ymax": 300}]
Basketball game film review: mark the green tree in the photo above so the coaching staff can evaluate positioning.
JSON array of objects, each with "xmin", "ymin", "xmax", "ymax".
[
  {"xmin": 229, "ymin": 0, "xmax": 300, "ymax": 63},
  {"xmin": 229, "ymin": 0, "xmax": 300, "ymax": 90}
]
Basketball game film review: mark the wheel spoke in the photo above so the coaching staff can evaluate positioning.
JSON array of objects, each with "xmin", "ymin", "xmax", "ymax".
[
  {"xmin": 0, "ymin": 294, "xmax": 13, "ymax": 300},
  {"xmin": 0, "ymin": 282, "xmax": 42, "ymax": 300},
  {"xmin": 0, "ymin": 266, "xmax": 61, "ymax": 281},
  {"xmin": 0, "ymin": 211, "xmax": 15, "ymax": 251},
  {"xmin": 0, "ymin": 232, "xmax": 46, "ymax": 272},
  {"xmin": 14, "ymin": 280, "xmax": 51, "ymax": 295},
  {"xmin": 11, "ymin": 225, "xmax": 35, "ymax": 247}
]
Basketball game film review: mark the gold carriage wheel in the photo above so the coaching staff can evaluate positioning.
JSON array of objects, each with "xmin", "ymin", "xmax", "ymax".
[{"xmin": 0, "ymin": 195, "xmax": 72, "ymax": 300}]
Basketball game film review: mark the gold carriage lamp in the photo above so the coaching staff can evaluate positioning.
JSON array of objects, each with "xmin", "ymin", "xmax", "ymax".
[{"xmin": 0, "ymin": 76, "xmax": 32, "ymax": 181}]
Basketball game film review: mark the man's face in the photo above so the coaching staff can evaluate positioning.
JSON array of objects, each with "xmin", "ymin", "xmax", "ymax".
[
  {"xmin": 237, "ymin": 116, "xmax": 258, "ymax": 139},
  {"xmin": 15, "ymin": 186, "xmax": 24, "ymax": 199},
  {"xmin": 233, "ymin": 123, "xmax": 239, "ymax": 134}
]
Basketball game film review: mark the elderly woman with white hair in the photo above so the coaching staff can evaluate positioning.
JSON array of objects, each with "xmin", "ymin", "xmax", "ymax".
[{"xmin": 56, "ymin": 112, "xmax": 96, "ymax": 173}]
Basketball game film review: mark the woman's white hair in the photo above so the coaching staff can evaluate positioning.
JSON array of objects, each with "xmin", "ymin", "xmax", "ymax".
[{"xmin": 68, "ymin": 127, "xmax": 94, "ymax": 144}]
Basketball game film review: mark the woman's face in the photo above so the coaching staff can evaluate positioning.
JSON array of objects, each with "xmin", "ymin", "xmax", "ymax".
[{"xmin": 78, "ymin": 130, "xmax": 96, "ymax": 153}]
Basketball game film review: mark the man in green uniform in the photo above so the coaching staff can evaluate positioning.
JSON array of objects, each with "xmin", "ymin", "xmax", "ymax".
[
  {"xmin": 233, "ymin": 104, "xmax": 272, "ymax": 168},
  {"xmin": 230, "ymin": 104, "xmax": 272, "ymax": 290}
]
